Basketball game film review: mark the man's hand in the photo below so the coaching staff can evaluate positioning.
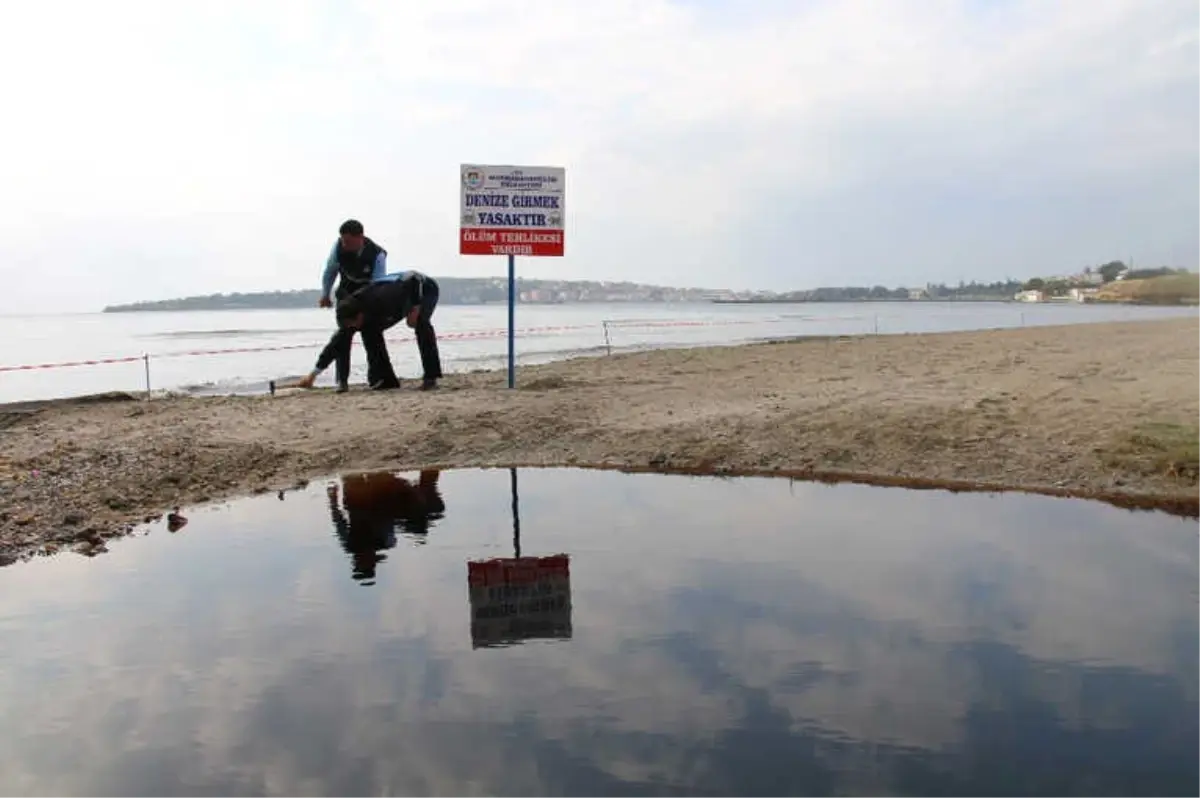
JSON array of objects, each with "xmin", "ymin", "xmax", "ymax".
[
  {"xmin": 319, "ymin": 296, "xmax": 332, "ymax": 309},
  {"xmin": 296, "ymin": 373, "xmax": 316, "ymax": 389},
  {"xmin": 405, "ymin": 307, "xmax": 420, "ymax": 328}
]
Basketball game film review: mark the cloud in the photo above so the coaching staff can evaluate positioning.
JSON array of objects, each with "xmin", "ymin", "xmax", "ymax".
[
  {"xmin": 0, "ymin": 469, "xmax": 1195, "ymax": 793},
  {"xmin": 0, "ymin": 0, "xmax": 1195, "ymax": 310}
]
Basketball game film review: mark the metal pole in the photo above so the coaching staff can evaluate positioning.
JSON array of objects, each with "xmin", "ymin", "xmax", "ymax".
[
  {"xmin": 510, "ymin": 467, "xmax": 521, "ymax": 559},
  {"xmin": 143, "ymin": 354, "xmax": 151, "ymax": 399},
  {"xmin": 507, "ymin": 253, "xmax": 516, "ymax": 389}
]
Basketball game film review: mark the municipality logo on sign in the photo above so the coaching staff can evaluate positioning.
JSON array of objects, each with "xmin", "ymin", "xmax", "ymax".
[{"xmin": 462, "ymin": 168, "xmax": 485, "ymax": 190}]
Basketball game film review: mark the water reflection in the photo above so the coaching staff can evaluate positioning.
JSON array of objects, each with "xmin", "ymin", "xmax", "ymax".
[
  {"xmin": 326, "ymin": 469, "xmax": 446, "ymax": 584},
  {"xmin": 0, "ymin": 469, "xmax": 1194, "ymax": 796},
  {"xmin": 466, "ymin": 469, "xmax": 574, "ymax": 649}
]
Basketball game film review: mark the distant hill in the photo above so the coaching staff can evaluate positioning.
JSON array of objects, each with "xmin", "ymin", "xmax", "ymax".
[
  {"xmin": 1094, "ymin": 272, "xmax": 1200, "ymax": 305},
  {"xmin": 102, "ymin": 277, "xmax": 719, "ymax": 312}
]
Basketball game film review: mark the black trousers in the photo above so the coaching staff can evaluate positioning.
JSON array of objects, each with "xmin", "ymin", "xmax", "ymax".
[
  {"xmin": 359, "ymin": 277, "xmax": 442, "ymax": 385},
  {"xmin": 360, "ymin": 325, "xmax": 396, "ymax": 387},
  {"xmin": 414, "ymin": 278, "xmax": 443, "ymax": 382},
  {"xmin": 316, "ymin": 284, "xmax": 376, "ymax": 385},
  {"xmin": 314, "ymin": 326, "xmax": 374, "ymax": 384}
]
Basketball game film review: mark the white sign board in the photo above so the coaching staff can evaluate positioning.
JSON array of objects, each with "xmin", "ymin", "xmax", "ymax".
[{"xmin": 459, "ymin": 164, "xmax": 565, "ymax": 257}]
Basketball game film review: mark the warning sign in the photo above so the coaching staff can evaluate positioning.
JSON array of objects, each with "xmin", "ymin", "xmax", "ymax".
[
  {"xmin": 466, "ymin": 554, "xmax": 572, "ymax": 648},
  {"xmin": 459, "ymin": 164, "xmax": 566, "ymax": 257}
]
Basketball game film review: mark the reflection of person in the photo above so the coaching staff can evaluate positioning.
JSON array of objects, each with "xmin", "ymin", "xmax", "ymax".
[
  {"xmin": 312, "ymin": 219, "xmax": 389, "ymax": 393},
  {"xmin": 326, "ymin": 471, "xmax": 446, "ymax": 584}
]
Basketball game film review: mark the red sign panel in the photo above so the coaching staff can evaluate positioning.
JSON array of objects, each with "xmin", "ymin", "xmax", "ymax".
[
  {"xmin": 468, "ymin": 554, "xmax": 570, "ymax": 587},
  {"xmin": 459, "ymin": 227, "xmax": 564, "ymax": 257}
]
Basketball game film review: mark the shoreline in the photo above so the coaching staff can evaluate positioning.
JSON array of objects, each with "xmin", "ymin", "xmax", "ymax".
[{"xmin": 2, "ymin": 318, "xmax": 1196, "ymax": 565}]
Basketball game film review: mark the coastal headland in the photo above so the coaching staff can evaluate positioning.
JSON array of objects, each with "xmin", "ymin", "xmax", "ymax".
[{"xmin": 1, "ymin": 317, "xmax": 1196, "ymax": 564}]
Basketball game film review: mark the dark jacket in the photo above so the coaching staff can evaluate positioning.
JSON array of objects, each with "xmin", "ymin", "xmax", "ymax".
[
  {"xmin": 336, "ymin": 237, "xmax": 387, "ymax": 295},
  {"xmin": 338, "ymin": 273, "xmax": 428, "ymax": 330}
]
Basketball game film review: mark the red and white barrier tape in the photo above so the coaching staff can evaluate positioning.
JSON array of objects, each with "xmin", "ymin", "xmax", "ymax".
[
  {"xmin": 151, "ymin": 324, "xmax": 594, "ymax": 360},
  {"xmin": 0, "ymin": 355, "xmax": 145, "ymax": 373},
  {"xmin": 0, "ymin": 318, "xmax": 781, "ymax": 374},
  {"xmin": 603, "ymin": 318, "xmax": 761, "ymax": 328}
]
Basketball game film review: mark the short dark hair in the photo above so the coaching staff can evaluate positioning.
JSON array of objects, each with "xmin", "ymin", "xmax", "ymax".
[
  {"xmin": 335, "ymin": 295, "xmax": 362, "ymax": 327},
  {"xmin": 339, "ymin": 219, "xmax": 364, "ymax": 236}
]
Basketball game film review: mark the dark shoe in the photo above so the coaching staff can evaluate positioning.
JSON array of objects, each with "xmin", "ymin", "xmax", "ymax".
[
  {"xmin": 370, "ymin": 379, "xmax": 400, "ymax": 391},
  {"xmin": 335, "ymin": 381, "xmax": 349, "ymax": 394},
  {"xmin": 420, "ymin": 379, "xmax": 438, "ymax": 391}
]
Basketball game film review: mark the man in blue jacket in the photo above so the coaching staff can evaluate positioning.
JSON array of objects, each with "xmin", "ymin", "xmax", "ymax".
[{"xmin": 316, "ymin": 219, "xmax": 388, "ymax": 392}]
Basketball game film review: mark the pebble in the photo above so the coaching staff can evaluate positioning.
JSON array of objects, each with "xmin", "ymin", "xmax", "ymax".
[{"xmin": 75, "ymin": 541, "xmax": 107, "ymax": 557}]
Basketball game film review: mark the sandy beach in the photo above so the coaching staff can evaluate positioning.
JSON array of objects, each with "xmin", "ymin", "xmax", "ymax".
[{"xmin": 1, "ymin": 317, "xmax": 1197, "ymax": 563}]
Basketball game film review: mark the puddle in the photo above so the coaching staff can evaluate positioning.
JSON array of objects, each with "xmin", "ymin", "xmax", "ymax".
[{"xmin": 0, "ymin": 469, "xmax": 1195, "ymax": 796}]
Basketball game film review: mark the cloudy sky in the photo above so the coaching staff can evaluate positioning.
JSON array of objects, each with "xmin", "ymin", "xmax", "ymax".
[{"xmin": 0, "ymin": 0, "xmax": 1196, "ymax": 311}]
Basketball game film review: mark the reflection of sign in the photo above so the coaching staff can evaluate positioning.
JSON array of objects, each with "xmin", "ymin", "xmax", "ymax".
[
  {"xmin": 467, "ymin": 554, "xmax": 572, "ymax": 648},
  {"xmin": 459, "ymin": 164, "xmax": 566, "ymax": 257}
]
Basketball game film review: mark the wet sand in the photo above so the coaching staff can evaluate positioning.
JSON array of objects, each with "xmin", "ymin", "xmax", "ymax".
[{"xmin": 2, "ymin": 317, "xmax": 1197, "ymax": 563}]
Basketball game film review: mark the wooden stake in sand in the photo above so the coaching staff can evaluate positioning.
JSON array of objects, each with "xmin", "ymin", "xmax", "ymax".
[{"xmin": 268, "ymin": 378, "xmax": 310, "ymax": 395}]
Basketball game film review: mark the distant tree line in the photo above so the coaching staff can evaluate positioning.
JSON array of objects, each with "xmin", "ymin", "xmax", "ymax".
[
  {"xmin": 767, "ymin": 280, "xmax": 1023, "ymax": 302},
  {"xmin": 101, "ymin": 277, "xmax": 711, "ymax": 312},
  {"xmin": 1124, "ymin": 267, "xmax": 1187, "ymax": 280},
  {"xmin": 921, "ymin": 280, "xmax": 1024, "ymax": 300},
  {"xmin": 104, "ymin": 262, "xmax": 1194, "ymax": 313}
]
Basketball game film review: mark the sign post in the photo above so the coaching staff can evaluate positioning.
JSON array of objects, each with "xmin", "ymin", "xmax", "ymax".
[
  {"xmin": 459, "ymin": 164, "xmax": 566, "ymax": 389},
  {"xmin": 508, "ymin": 253, "xmax": 515, "ymax": 389}
]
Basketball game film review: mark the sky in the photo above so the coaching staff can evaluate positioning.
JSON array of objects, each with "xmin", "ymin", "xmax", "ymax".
[{"xmin": 0, "ymin": 0, "xmax": 1196, "ymax": 311}]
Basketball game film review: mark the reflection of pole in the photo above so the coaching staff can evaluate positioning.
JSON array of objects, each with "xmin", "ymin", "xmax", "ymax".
[{"xmin": 510, "ymin": 467, "xmax": 521, "ymax": 559}]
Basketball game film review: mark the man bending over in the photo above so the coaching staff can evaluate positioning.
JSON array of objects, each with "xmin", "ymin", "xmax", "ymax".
[{"xmin": 298, "ymin": 271, "xmax": 443, "ymax": 392}]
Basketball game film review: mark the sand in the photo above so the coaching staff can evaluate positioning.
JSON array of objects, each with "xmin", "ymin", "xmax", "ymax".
[{"xmin": 1, "ymin": 317, "xmax": 1197, "ymax": 563}]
